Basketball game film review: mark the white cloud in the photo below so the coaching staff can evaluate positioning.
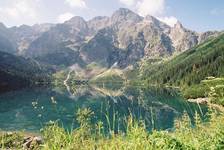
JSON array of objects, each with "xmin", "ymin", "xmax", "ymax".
[
  {"xmin": 136, "ymin": 0, "xmax": 165, "ymax": 16},
  {"xmin": 120, "ymin": 0, "xmax": 165, "ymax": 17},
  {"xmin": 119, "ymin": 0, "xmax": 135, "ymax": 6},
  {"xmin": 0, "ymin": 0, "xmax": 40, "ymax": 26},
  {"xmin": 119, "ymin": 0, "xmax": 178, "ymax": 27},
  {"xmin": 158, "ymin": 16, "xmax": 178, "ymax": 27},
  {"xmin": 57, "ymin": 12, "xmax": 74, "ymax": 23},
  {"xmin": 2, "ymin": 0, "xmax": 39, "ymax": 18},
  {"xmin": 65, "ymin": 0, "xmax": 87, "ymax": 8},
  {"xmin": 119, "ymin": 0, "xmax": 167, "ymax": 18}
]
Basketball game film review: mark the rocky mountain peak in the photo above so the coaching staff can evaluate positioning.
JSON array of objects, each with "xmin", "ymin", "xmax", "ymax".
[
  {"xmin": 111, "ymin": 8, "xmax": 143, "ymax": 25},
  {"xmin": 0, "ymin": 22, "xmax": 7, "ymax": 30},
  {"xmin": 173, "ymin": 21, "xmax": 184, "ymax": 29},
  {"xmin": 169, "ymin": 20, "xmax": 199, "ymax": 53},
  {"xmin": 0, "ymin": 7, "xmax": 217, "ymax": 68},
  {"xmin": 87, "ymin": 16, "xmax": 110, "ymax": 32},
  {"xmin": 65, "ymin": 16, "xmax": 87, "ymax": 26},
  {"xmin": 0, "ymin": 23, "xmax": 17, "ymax": 54},
  {"xmin": 90, "ymin": 16, "xmax": 109, "ymax": 21},
  {"xmin": 144, "ymin": 15, "xmax": 170, "ymax": 31},
  {"xmin": 32, "ymin": 23, "xmax": 54, "ymax": 32},
  {"xmin": 144, "ymin": 15, "xmax": 158, "ymax": 22},
  {"xmin": 114, "ymin": 8, "xmax": 134, "ymax": 15},
  {"xmin": 64, "ymin": 16, "xmax": 88, "ymax": 32},
  {"xmin": 18, "ymin": 24, "xmax": 30, "ymax": 29}
]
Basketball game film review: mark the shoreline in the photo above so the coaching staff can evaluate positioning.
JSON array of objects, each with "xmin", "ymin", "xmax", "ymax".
[
  {"xmin": 0, "ymin": 131, "xmax": 43, "ymax": 149},
  {"xmin": 188, "ymin": 97, "xmax": 224, "ymax": 111},
  {"xmin": 188, "ymin": 97, "xmax": 209, "ymax": 104}
]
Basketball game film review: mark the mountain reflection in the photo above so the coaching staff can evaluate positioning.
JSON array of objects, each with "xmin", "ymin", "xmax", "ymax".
[{"xmin": 0, "ymin": 84, "xmax": 207, "ymax": 132}]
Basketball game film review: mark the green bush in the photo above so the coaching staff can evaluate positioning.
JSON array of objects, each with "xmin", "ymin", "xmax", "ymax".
[
  {"xmin": 209, "ymin": 85, "xmax": 224, "ymax": 106},
  {"xmin": 0, "ymin": 132, "xmax": 23, "ymax": 149},
  {"xmin": 182, "ymin": 77, "xmax": 224, "ymax": 103}
]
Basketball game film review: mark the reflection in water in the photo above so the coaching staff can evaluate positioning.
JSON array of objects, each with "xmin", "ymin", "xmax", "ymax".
[{"xmin": 0, "ymin": 84, "xmax": 207, "ymax": 132}]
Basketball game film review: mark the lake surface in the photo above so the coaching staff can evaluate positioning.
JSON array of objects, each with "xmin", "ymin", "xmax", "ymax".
[{"xmin": 0, "ymin": 84, "xmax": 207, "ymax": 132}]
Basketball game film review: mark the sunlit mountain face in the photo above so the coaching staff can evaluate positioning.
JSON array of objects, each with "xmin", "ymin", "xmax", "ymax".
[
  {"xmin": 0, "ymin": 8, "xmax": 221, "ymax": 94},
  {"xmin": 0, "ymin": 8, "xmax": 219, "ymax": 68}
]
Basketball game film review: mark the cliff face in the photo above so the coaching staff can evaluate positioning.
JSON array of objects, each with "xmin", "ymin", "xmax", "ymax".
[{"xmin": 0, "ymin": 8, "xmax": 220, "ymax": 68}]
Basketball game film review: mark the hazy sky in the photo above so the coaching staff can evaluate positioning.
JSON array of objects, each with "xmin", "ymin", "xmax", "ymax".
[{"xmin": 0, "ymin": 0, "xmax": 223, "ymax": 32}]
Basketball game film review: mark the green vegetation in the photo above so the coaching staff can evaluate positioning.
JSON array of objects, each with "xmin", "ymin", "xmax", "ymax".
[
  {"xmin": 52, "ymin": 70, "xmax": 68, "ymax": 86},
  {"xmin": 2, "ymin": 26, "xmax": 223, "ymax": 150},
  {"xmin": 0, "ymin": 51, "xmax": 53, "ymax": 92},
  {"xmin": 142, "ymin": 34, "xmax": 224, "ymax": 88},
  {"xmin": 86, "ymin": 62, "xmax": 104, "ymax": 70},
  {"xmin": 183, "ymin": 77, "xmax": 224, "ymax": 100},
  {"xmin": 1, "ymin": 108, "xmax": 224, "ymax": 150},
  {"xmin": 52, "ymin": 70, "xmax": 79, "ymax": 95},
  {"xmin": 140, "ymin": 34, "xmax": 224, "ymax": 104},
  {"xmin": 208, "ymin": 79, "xmax": 224, "ymax": 106},
  {"xmin": 91, "ymin": 68, "xmax": 125, "ymax": 83},
  {"xmin": 0, "ymin": 132, "xmax": 24, "ymax": 149}
]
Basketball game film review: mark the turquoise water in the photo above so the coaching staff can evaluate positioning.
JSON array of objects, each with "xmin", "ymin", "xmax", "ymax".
[{"xmin": 0, "ymin": 85, "xmax": 207, "ymax": 132}]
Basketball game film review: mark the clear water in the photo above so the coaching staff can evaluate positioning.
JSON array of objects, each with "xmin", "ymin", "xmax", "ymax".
[{"xmin": 0, "ymin": 84, "xmax": 207, "ymax": 132}]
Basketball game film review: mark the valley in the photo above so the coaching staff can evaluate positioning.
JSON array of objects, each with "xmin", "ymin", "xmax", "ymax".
[{"xmin": 0, "ymin": 7, "xmax": 224, "ymax": 150}]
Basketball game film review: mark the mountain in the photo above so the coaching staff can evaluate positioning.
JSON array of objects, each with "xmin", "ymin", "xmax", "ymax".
[
  {"xmin": 0, "ymin": 51, "xmax": 53, "ymax": 92},
  {"xmin": 24, "ymin": 17, "xmax": 89, "ymax": 66},
  {"xmin": 19, "ymin": 8, "xmax": 219, "ymax": 68},
  {"xmin": 142, "ymin": 33, "xmax": 224, "ymax": 87},
  {"xmin": 9, "ymin": 23, "xmax": 54, "ymax": 55},
  {"xmin": 87, "ymin": 16, "xmax": 110, "ymax": 33},
  {"xmin": 169, "ymin": 21, "xmax": 198, "ymax": 53},
  {"xmin": 0, "ymin": 8, "xmax": 220, "ymax": 71},
  {"xmin": 0, "ymin": 8, "xmax": 222, "ymax": 94},
  {"xmin": 80, "ymin": 8, "xmax": 219, "ymax": 67},
  {"xmin": 0, "ymin": 23, "xmax": 17, "ymax": 54}
]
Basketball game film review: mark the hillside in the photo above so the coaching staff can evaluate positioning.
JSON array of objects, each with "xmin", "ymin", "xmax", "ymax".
[
  {"xmin": 0, "ymin": 8, "xmax": 222, "ymax": 90},
  {"xmin": 142, "ymin": 33, "xmax": 224, "ymax": 88},
  {"xmin": 0, "ymin": 51, "xmax": 53, "ymax": 92},
  {"xmin": 0, "ymin": 23, "xmax": 16, "ymax": 54}
]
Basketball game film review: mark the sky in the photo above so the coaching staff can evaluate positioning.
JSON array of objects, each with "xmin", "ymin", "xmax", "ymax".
[{"xmin": 0, "ymin": 0, "xmax": 223, "ymax": 32}]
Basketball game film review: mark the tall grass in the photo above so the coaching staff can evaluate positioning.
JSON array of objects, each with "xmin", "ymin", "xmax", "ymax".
[
  {"xmin": 1, "ymin": 108, "xmax": 224, "ymax": 149},
  {"xmin": 40, "ymin": 108, "xmax": 224, "ymax": 149}
]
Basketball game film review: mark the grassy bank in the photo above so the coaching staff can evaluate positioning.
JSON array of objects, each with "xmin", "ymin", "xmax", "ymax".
[
  {"xmin": 182, "ymin": 77, "xmax": 224, "ymax": 105},
  {"xmin": 1, "ymin": 108, "xmax": 224, "ymax": 150}
]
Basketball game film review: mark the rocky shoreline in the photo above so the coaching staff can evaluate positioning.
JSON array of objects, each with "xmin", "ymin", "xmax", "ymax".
[
  {"xmin": 0, "ymin": 131, "xmax": 43, "ymax": 149},
  {"xmin": 188, "ymin": 97, "xmax": 224, "ymax": 111},
  {"xmin": 188, "ymin": 98, "xmax": 209, "ymax": 104}
]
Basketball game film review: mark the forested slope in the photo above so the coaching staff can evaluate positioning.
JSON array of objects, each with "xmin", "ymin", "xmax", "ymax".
[
  {"xmin": 0, "ymin": 51, "xmax": 53, "ymax": 92},
  {"xmin": 142, "ymin": 33, "xmax": 224, "ymax": 87}
]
